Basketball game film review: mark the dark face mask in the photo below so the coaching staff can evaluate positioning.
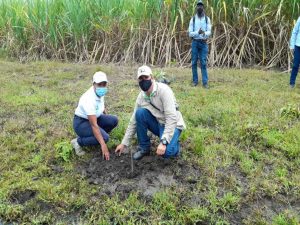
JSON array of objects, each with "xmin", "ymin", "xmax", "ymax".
[{"xmin": 139, "ymin": 79, "xmax": 152, "ymax": 92}]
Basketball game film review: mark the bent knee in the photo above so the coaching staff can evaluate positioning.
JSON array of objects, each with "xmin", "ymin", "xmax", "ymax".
[
  {"xmin": 111, "ymin": 115, "xmax": 119, "ymax": 128},
  {"xmin": 135, "ymin": 108, "xmax": 148, "ymax": 121},
  {"xmin": 164, "ymin": 145, "xmax": 180, "ymax": 158}
]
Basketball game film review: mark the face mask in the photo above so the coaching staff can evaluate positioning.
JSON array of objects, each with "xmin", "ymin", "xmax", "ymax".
[
  {"xmin": 95, "ymin": 87, "xmax": 108, "ymax": 97},
  {"xmin": 139, "ymin": 79, "xmax": 152, "ymax": 92}
]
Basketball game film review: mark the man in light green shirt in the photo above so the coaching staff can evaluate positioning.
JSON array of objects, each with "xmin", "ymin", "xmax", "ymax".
[{"xmin": 115, "ymin": 65, "xmax": 186, "ymax": 160}]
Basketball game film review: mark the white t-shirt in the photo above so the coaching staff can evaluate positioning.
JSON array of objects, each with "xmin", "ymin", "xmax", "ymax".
[{"xmin": 75, "ymin": 86, "xmax": 105, "ymax": 119}]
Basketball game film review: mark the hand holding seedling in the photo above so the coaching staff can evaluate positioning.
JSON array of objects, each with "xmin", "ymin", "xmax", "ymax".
[
  {"xmin": 156, "ymin": 143, "xmax": 166, "ymax": 156},
  {"xmin": 115, "ymin": 144, "xmax": 125, "ymax": 156}
]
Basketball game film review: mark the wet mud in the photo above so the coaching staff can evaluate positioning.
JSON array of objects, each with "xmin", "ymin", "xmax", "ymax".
[
  {"xmin": 76, "ymin": 150, "xmax": 300, "ymax": 223},
  {"xmin": 76, "ymin": 150, "xmax": 201, "ymax": 199}
]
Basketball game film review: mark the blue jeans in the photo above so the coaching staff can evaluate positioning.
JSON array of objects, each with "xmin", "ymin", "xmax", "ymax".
[
  {"xmin": 73, "ymin": 114, "xmax": 118, "ymax": 146},
  {"xmin": 290, "ymin": 45, "xmax": 300, "ymax": 85},
  {"xmin": 135, "ymin": 108, "xmax": 182, "ymax": 158},
  {"xmin": 191, "ymin": 40, "xmax": 209, "ymax": 85}
]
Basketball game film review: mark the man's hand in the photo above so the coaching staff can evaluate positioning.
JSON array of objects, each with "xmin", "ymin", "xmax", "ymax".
[
  {"xmin": 115, "ymin": 144, "xmax": 126, "ymax": 156},
  {"xmin": 198, "ymin": 28, "xmax": 205, "ymax": 35},
  {"xmin": 156, "ymin": 143, "xmax": 167, "ymax": 156},
  {"xmin": 101, "ymin": 143, "xmax": 110, "ymax": 160}
]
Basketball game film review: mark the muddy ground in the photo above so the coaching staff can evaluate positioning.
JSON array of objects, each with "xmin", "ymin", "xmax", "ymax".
[
  {"xmin": 74, "ymin": 148, "xmax": 300, "ymax": 224},
  {"xmin": 76, "ymin": 148, "xmax": 201, "ymax": 200},
  {"xmin": 6, "ymin": 148, "xmax": 299, "ymax": 224}
]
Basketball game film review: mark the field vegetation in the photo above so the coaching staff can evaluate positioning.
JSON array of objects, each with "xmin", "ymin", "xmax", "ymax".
[
  {"xmin": 0, "ymin": 60, "xmax": 299, "ymax": 224},
  {"xmin": 1, "ymin": 0, "xmax": 300, "ymax": 224},
  {"xmin": 0, "ymin": 0, "xmax": 299, "ymax": 67}
]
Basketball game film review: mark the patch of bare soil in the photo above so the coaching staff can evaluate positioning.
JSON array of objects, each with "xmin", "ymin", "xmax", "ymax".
[
  {"xmin": 76, "ymin": 150, "xmax": 201, "ymax": 199},
  {"xmin": 216, "ymin": 165, "xmax": 300, "ymax": 224},
  {"xmin": 76, "ymin": 151, "xmax": 300, "ymax": 224},
  {"xmin": 9, "ymin": 190, "xmax": 37, "ymax": 204},
  {"xmin": 229, "ymin": 196, "xmax": 300, "ymax": 224}
]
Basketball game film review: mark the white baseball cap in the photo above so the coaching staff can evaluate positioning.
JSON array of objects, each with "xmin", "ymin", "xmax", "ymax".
[
  {"xmin": 137, "ymin": 65, "xmax": 152, "ymax": 79},
  {"xmin": 93, "ymin": 71, "xmax": 108, "ymax": 83},
  {"xmin": 197, "ymin": 0, "xmax": 204, "ymax": 5}
]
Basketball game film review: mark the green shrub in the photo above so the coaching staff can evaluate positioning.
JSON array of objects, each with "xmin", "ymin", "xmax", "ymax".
[{"xmin": 55, "ymin": 141, "xmax": 73, "ymax": 162}]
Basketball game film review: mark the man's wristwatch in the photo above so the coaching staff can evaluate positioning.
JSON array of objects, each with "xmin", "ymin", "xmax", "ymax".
[{"xmin": 160, "ymin": 138, "xmax": 168, "ymax": 145}]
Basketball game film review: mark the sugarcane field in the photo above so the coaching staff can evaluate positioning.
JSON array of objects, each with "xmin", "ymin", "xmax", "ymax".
[{"xmin": 0, "ymin": 0, "xmax": 299, "ymax": 224}]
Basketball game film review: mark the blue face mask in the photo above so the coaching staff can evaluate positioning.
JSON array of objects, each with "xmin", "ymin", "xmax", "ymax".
[{"xmin": 95, "ymin": 87, "xmax": 108, "ymax": 97}]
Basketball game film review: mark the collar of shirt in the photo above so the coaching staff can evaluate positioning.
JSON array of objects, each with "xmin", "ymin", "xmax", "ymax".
[{"xmin": 143, "ymin": 81, "xmax": 158, "ymax": 101}]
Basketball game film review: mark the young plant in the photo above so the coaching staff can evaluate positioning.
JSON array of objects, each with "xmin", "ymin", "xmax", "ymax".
[{"xmin": 55, "ymin": 141, "xmax": 73, "ymax": 162}]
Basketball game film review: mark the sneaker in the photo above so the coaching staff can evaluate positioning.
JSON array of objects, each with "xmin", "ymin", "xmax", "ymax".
[
  {"xmin": 133, "ymin": 147, "xmax": 150, "ymax": 160},
  {"xmin": 203, "ymin": 84, "xmax": 209, "ymax": 89},
  {"xmin": 192, "ymin": 82, "xmax": 198, "ymax": 87},
  {"xmin": 290, "ymin": 84, "xmax": 295, "ymax": 89},
  {"xmin": 71, "ymin": 138, "xmax": 85, "ymax": 156}
]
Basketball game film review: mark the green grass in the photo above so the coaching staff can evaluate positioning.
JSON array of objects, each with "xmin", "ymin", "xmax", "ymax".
[{"xmin": 0, "ymin": 60, "xmax": 300, "ymax": 224}]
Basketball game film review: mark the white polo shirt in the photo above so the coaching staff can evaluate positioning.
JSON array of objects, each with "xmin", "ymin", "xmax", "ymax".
[{"xmin": 75, "ymin": 86, "xmax": 105, "ymax": 119}]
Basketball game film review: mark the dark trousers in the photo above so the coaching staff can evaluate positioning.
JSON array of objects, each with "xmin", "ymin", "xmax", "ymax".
[
  {"xmin": 135, "ymin": 108, "xmax": 182, "ymax": 158},
  {"xmin": 290, "ymin": 45, "xmax": 300, "ymax": 85},
  {"xmin": 73, "ymin": 114, "xmax": 118, "ymax": 146},
  {"xmin": 191, "ymin": 40, "xmax": 209, "ymax": 85}
]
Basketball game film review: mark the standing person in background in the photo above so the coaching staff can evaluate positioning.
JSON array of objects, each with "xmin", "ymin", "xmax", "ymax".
[
  {"xmin": 188, "ymin": 0, "xmax": 212, "ymax": 88},
  {"xmin": 290, "ymin": 16, "xmax": 300, "ymax": 88},
  {"xmin": 71, "ymin": 71, "xmax": 118, "ymax": 160}
]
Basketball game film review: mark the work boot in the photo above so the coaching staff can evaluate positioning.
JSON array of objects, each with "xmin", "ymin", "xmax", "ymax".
[
  {"xmin": 133, "ymin": 146, "xmax": 150, "ymax": 160},
  {"xmin": 71, "ymin": 138, "xmax": 85, "ymax": 156}
]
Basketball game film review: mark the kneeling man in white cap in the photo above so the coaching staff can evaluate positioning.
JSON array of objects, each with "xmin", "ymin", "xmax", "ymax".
[{"xmin": 115, "ymin": 65, "xmax": 186, "ymax": 160}]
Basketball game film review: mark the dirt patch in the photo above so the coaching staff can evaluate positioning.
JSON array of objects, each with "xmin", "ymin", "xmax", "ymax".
[
  {"xmin": 9, "ymin": 190, "xmax": 37, "ymax": 204},
  {"xmin": 76, "ymin": 149, "xmax": 299, "ymax": 223},
  {"xmin": 49, "ymin": 164, "xmax": 65, "ymax": 174},
  {"xmin": 76, "ymin": 150, "xmax": 201, "ymax": 199},
  {"xmin": 228, "ymin": 196, "xmax": 300, "ymax": 224}
]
